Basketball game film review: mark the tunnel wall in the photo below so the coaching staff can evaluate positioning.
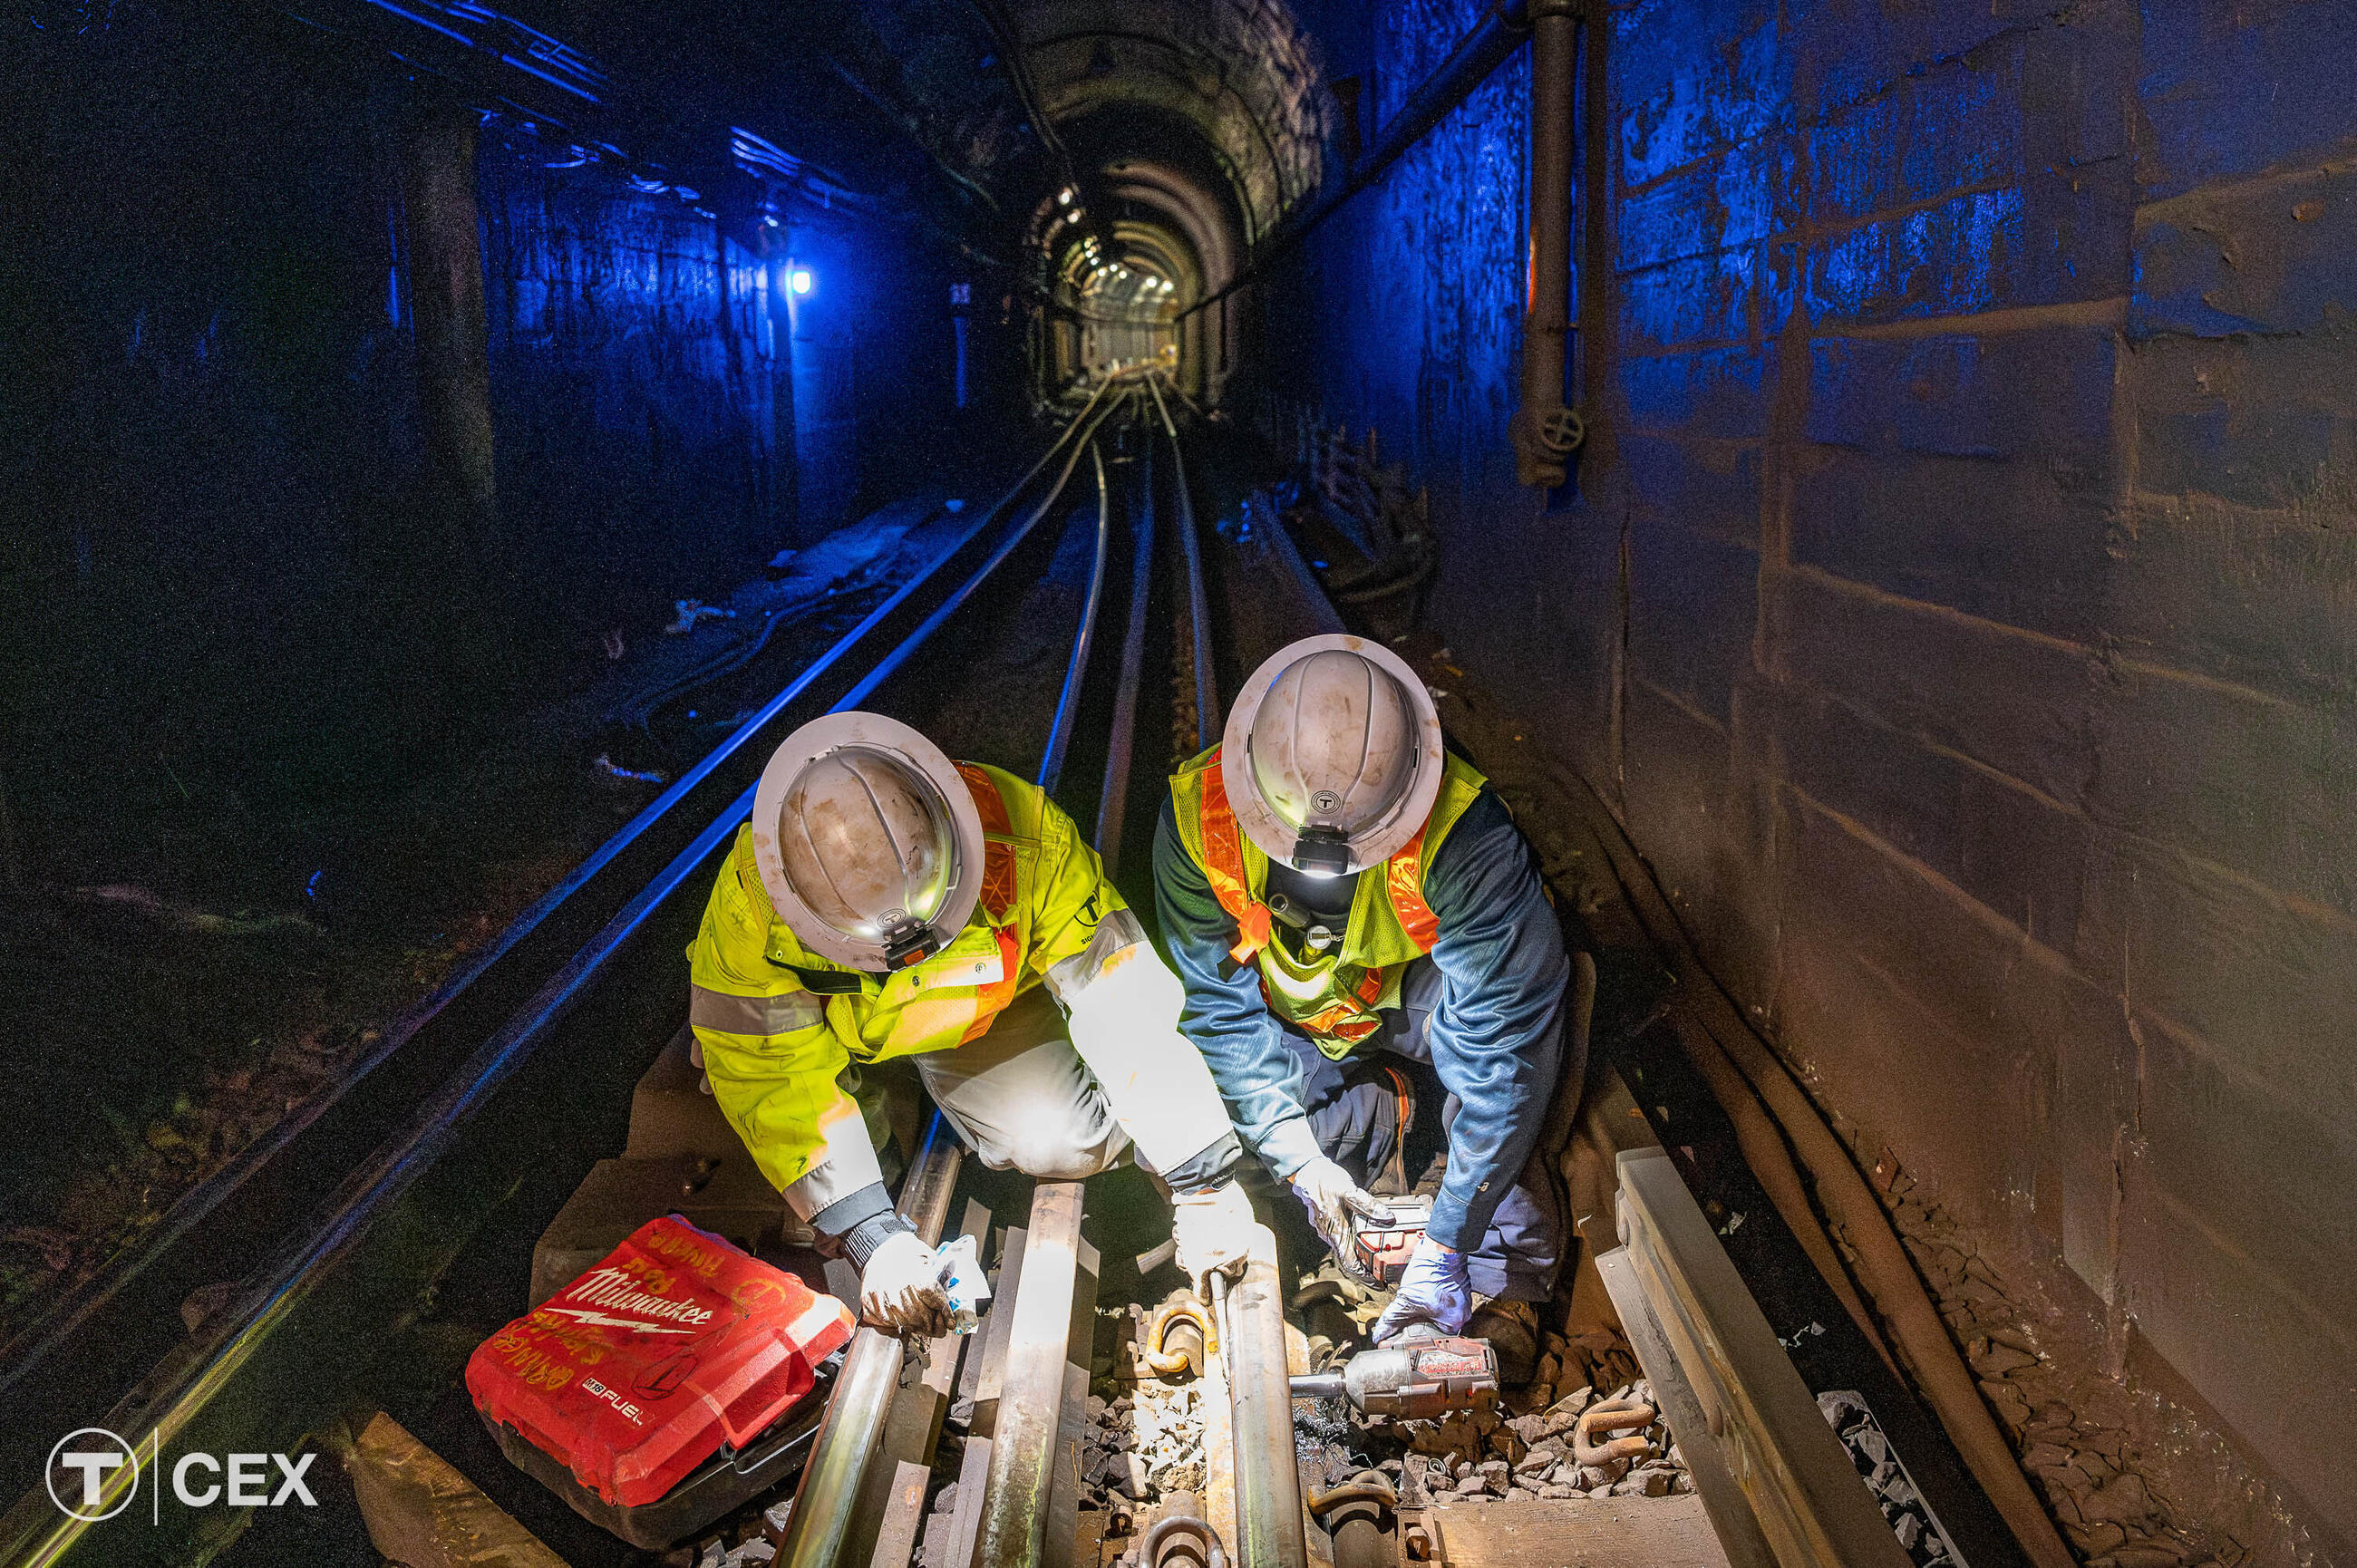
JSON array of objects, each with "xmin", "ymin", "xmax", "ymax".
[
  {"xmin": 1272, "ymin": 0, "xmax": 2357, "ymax": 1550},
  {"xmin": 0, "ymin": 6, "xmax": 949, "ymax": 843},
  {"xmin": 1266, "ymin": 0, "xmax": 1632, "ymax": 786}
]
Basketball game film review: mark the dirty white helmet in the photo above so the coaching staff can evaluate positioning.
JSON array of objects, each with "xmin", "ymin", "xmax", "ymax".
[
  {"xmin": 1221, "ymin": 634, "xmax": 1445, "ymax": 878},
  {"xmin": 750, "ymin": 711, "xmax": 985, "ymax": 971}
]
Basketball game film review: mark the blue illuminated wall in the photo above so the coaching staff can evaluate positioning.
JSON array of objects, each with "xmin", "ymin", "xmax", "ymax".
[
  {"xmin": 1272, "ymin": 0, "xmax": 1624, "ymax": 789},
  {"xmin": 0, "ymin": 5, "xmax": 951, "ymax": 836},
  {"xmin": 477, "ymin": 140, "xmax": 947, "ymax": 624},
  {"xmin": 478, "ymin": 146, "xmax": 792, "ymax": 623},
  {"xmin": 1273, "ymin": 0, "xmax": 2357, "ymax": 1553}
]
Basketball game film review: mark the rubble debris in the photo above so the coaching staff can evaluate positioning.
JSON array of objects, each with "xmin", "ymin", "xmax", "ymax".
[
  {"xmin": 1378, "ymin": 1330, "xmax": 1694, "ymax": 1505},
  {"xmin": 1820, "ymin": 1389, "xmax": 1963, "ymax": 1567},
  {"xmin": 1076, "ymin": 1379, "xmax": 1208, "ymax": 1511},
  {"xmin": 68, "ymin": 883, "xmax": 316, "ymax": 937},
  {"xmin": 593, "ymin": 754, "xmax": 667, "ymax": 785},
  {"xmin": 1867, "ymin": 1159, "xmax": 2233, "ymax": 1568}
]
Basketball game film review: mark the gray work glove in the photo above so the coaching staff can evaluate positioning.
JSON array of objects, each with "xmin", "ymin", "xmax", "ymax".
[{"xmin": 1289, "ymin": 1155, "xmax": 1391, "ymax": 1281}]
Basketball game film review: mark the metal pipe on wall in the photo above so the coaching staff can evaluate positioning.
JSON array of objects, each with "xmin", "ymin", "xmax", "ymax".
[
  {"xmin": 1510, "ymin": 0, "xmax": 1583, "ymax": 489},
  {"xmin": 1352, "ymin": 0, "xmax": 1535, "ymax": 193}
]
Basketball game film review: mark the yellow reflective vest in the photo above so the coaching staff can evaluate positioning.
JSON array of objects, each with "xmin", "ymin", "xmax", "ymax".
[
  {"xmin": 1166, "ymin": 743, "xmax": 1487, "ymax": 1058},
  {"xmin": 686, "ymin": 762, "xmax": 1120, "ymax": 1212}
]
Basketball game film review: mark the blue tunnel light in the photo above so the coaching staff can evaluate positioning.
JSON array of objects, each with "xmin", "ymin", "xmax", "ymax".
[{"xmin": 788, "ymin": 266, "xmax": 814, "ymax": 295}]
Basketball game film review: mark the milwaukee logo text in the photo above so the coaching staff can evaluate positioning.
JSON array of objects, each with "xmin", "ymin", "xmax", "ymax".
[{"xmin": 544, "ymin": 1266, "xmax": 717, "ymax": 1333}]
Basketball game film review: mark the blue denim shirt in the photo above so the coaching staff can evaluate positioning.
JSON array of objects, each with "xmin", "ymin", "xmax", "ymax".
[{"xmin": 1152, "ymin": 784, "xmax": 1567, "ymax": 1250}]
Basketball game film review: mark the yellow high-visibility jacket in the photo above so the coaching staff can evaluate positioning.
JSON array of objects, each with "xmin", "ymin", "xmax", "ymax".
[{"xmin": 686, "ymin": 761, "xmax": 1227, "ymax": 1220}]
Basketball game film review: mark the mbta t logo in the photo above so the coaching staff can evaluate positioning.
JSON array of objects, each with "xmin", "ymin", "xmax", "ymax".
[{"xmin": 46, "ymin": 1428, "xmax": 315, "ymax": 1523}]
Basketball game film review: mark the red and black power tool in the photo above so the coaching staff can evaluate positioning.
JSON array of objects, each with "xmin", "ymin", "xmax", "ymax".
[
  {"xmin": 1288, "ymin": 1334, "xmax": 1501, "ymax": 1419},
  {"xmin": 1350, "ymin": 1194, "xmax": 1435, "ymax": 1285}
]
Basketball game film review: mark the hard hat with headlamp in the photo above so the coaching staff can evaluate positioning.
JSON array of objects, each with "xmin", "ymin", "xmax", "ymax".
[
  {"xmin": 749, "ymin": 711, "xmax": 985, "ymax": 972},
  {"xmin": 1221, "ymin": 634, "xmax": 1446, "ymax": 879}
]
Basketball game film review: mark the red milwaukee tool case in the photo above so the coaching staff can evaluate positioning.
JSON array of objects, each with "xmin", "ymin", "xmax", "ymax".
[{"xmin": 468, "ymin": 1215, "xmax": 855, "ymax": 1545}]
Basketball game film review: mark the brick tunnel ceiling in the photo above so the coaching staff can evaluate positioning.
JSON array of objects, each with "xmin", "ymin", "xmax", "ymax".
[
  {"xmin": 846, "ymin": 0, "xmax": 1328, "ymax": 249},
  {"xmin": 1013, "ymin": 0, "xmax": 1328, "ymax": 241}
]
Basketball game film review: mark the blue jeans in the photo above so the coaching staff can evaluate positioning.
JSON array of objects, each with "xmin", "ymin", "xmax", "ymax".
[{"xmin": 1277, "ymin": 960, "xmax": 1565, "ymax": 1302}]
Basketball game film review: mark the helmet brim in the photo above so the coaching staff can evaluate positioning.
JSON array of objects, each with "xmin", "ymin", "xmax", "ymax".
[
  {"xmin": 1221, "ymin": 634, "xmax": 1445, "ymax": 875},
  {"xmin": 751, "ymin": 711, "xmax": 986, "ymax": 971}
]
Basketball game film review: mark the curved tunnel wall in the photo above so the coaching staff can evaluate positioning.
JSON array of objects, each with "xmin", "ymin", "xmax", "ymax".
[
  {"xmin": 1015, "ymin": 0, "xmax": 1325, "ymax": 403},
  {"xmin": 1018, "ymin": 0, "xmax": 1328, "ymax": 245}
]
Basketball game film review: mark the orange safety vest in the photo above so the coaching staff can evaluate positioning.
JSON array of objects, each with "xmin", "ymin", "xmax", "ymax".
[{"xmin": 1169, "ymin": 744, "xmax": 1486, "ymax": 1056}]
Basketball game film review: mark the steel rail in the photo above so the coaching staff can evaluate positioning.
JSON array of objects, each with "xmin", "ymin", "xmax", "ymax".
[
  {"xmin": 1147, "ymin": 375, "xmax": 1218, "ymax": 751},
  {"xmin": 972, "ymin": 1182, "xmax": 1087, "ymax": 1568},
  {"xmin": 831, "ymin": 386, "xmax": 1137, "ymax": 716},
  {"xmin": 0, "ymin": 399, "xmax": 1135, "ymax": 1568},
  {"xmin": 1601, "ymin": 1149, "xmax": 1915, "ymax": 1568},
  {"xmin": 1209, "ymin": 1238, "xmax": 1310, "ymax": 1568},
  {"xmin": 774, "ymin": 1114, "xmax": 965, "ymax": 1568},
  {"xmin": 1092, "ymin": 434, "xmax": 1157, "ymax": 871},
  {"xmin": 1037, "ymin": 440, "xmax": 1113, "ymax": 798},
  {"xmin": 0, "ymin": 373, "xmax": 1129, "ymax": 1429}
]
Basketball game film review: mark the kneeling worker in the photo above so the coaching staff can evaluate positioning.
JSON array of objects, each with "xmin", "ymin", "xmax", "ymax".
[
  {"xmin": 688, "ymin": 711, "xmax": 1244, "ymax": 1338},
  {"xmin": 1153, "ymin": 636, "xmax": 1573, "ymax": 1349}
]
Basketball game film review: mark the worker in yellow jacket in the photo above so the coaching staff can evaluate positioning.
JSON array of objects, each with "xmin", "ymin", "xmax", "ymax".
[{"xmin": 686, "ymin": 711, "xmax": 1246, "ymax": 1337}]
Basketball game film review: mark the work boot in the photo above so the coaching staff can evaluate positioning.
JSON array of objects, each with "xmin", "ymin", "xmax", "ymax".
[{"xmin": 1464, "ymin": 1297, "xmax": 1540, "ymax": 1384}]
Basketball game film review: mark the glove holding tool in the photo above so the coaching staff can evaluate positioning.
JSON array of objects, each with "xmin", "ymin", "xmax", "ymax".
[
  {"xmin": 1171, "ymin": 1178, "xmax": 1257, "ymax": 1296},
  {"xmin": 858, "ymin": 1231, "xmax": 991, "ymax": 1338},
  {"xmin": 1291, "ymin": 1154, "xmax": 1392, "ymax": 1282},
  {"xmin": 1371, "ymin": 1234, "xmax": 1472, "ymax": 1343}
]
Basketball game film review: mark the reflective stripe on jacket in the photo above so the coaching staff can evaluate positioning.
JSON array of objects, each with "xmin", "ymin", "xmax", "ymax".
[
  {"xmin": 688, "ymin": 762, "xmax": 1112, "ymax": 1215},
  {"xmin": 1166, "ymin": 743, "xmax": 1487, "ymax": 1057}
]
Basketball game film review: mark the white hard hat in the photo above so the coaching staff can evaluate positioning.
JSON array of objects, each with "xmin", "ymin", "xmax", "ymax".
[
  {"xmin": 750, "ymin": 711, "xmax": 985, "ymax": 971},
  {"xmin": 1221, "ymin": 634, "xmax": 1445, "ymax": 878}
]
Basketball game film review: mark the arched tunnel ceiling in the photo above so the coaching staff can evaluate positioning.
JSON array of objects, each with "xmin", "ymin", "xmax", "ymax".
[
  {"xmin": 1013, "ymin": 0, "xmax": 1328, "ymax": 243},
  {"xmin": 468, "ymin": 1, "xmax": 1328, "ymax": 283}
]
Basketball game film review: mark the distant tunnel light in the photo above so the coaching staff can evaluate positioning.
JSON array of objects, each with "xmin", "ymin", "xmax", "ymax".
[{"xmin": 788, "ymin": 266, "xmax": 814, "ymax": 295}]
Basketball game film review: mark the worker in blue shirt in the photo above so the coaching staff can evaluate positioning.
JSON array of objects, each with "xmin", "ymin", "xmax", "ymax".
[{"xmin": 1157, "ymin": 634, "xmax": 1573, "ymax": 1354}]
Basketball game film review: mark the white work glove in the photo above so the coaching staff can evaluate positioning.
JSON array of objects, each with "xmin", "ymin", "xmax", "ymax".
[
  {"xmin": 1289, "ymin": 1156, "xmax": 1392, "ymax": 1281},
  {"xmin": 859, "ymin": 1231, "xmax": 953, "ymax": 1338},
  {"xmin": 1170, "ymin": 1180, "xmax": 1256, "ymax": 1296}
]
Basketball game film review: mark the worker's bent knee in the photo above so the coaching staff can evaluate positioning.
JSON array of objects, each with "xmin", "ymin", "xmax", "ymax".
[
  {"xmin": 1010, "ymin": 1143, "xmax": 1116, "ymax": 1181},
  {"xmin": 992, "ymin": 1108, "xmax": 1123, "ymax": 1180}
]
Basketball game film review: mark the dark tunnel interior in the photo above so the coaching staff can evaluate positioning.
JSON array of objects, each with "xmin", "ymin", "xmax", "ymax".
[{"xmin": 2, "ymin": 1, "xmax": 2354, "ymax": 1564}]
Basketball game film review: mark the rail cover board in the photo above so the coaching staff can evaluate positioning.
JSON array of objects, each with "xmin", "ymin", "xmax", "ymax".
[{"xmin": 1604, "ymin": 1148, "xmax": 1912, "ymax": 1568}]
